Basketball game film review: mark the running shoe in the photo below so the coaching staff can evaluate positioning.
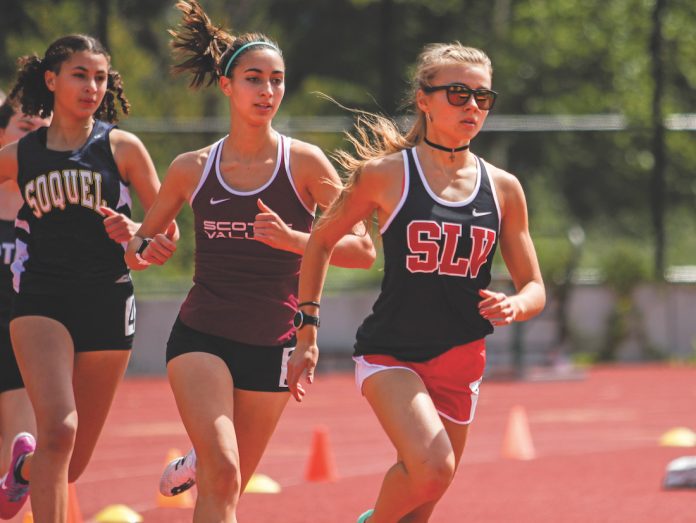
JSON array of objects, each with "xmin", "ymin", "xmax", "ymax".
[
  {"xmin": 0, "ymin": 432, "xmax": 35, "ymax": 519},
  {"xmin": 159, "ymin": 447, "xmax": 196, "ymax": 497}
]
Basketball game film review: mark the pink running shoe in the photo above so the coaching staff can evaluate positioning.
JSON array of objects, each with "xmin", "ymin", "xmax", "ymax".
[
  {"xmin": 159, "ymin": 447, "xmax": 196, "ymax": 497},
  {"xmin": 0, "ymin": 432, "xmax": 35, "ymax": 519}
]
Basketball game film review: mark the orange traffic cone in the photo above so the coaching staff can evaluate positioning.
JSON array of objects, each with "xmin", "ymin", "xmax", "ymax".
[
  {"xmin": 304, "ymin": 425, "xmax": 338, "ymax": 482},
  {"xmin": 156, "ymin": 448, "xmax": 195, "ymax": 508},
  {"xmin": 501, "ymin": 405, "xmax": 536, "ymax": 460},
  {"xmin": 67, "ymin": 483, "xmax": 83, "ymax": 523}
]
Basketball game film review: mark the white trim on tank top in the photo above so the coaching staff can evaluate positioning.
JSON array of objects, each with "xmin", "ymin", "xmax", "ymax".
[
  {"xmin": 411, "ymin": 147, "xmax": 481, "ymax": 207},
  {"xmin": 214, "ymin": 133, "xmax": 282, "ymax": 196},
  {"xmin": 379, "ymin": 149, "xmax": 412, "ymax": 235},
  {"xmin": 282, "ymin": 135, "xmax": 315, "ymax": 217},
  {"xmin": 479, "ymin": 157, "xmax": 502, "ymax": 235},
  {"xmin": 189, "ymin": 136, "xmax": 226, "ymax": 205}
]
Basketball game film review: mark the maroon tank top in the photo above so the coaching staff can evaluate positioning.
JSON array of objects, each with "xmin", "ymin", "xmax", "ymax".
[{"xmin": 179, "ymin": 134, "xmax": 314, "ymax": 345}]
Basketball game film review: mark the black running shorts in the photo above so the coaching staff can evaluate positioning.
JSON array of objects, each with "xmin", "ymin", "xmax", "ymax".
[
  {"xmin": 166, "ymin": 316, "xmax": 294, "ymax": 392},
  {"xmin": 0, "ymin": 318, "xmax": 24, "ymax": 393},
  {"xmin": 11, "ymin": 281, "xmax": 136, "ymax": 352}
]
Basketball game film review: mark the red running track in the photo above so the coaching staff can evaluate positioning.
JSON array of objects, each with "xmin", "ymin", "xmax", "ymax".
[{"xmin": 8, "ymin": 364, "xmax": 696, "ymax": 522}]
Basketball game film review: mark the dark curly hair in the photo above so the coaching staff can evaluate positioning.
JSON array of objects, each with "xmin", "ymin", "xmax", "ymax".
[{"xmin": 9, "ymin": 34, "xmax": 130, "ymax": 123}]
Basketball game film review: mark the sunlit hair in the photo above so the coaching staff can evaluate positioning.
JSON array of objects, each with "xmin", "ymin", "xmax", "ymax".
[
  {"xmin": 9, "ymin": 34, "xmax": 130, "ymax": 122},
  {"xmin": 319, "ymin": 42, "xmax": 492, "ymax": 229},
  {"xmin": 169, "ymin": 0, "xmax": 282, "ymax": 89}
]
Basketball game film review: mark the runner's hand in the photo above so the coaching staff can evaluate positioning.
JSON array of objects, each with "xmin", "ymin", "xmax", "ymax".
[
  {"xmin": 253, "ymin": 198, "xmax": 298, "ymax": 252},
  {"xmin": 478, "ymin": 289, "xmax": 518, "ymax": 326},
  {"xmin": 286, "ymin": 341, "xmax": 318, "ymax": 402},
  {"xmin": 102, "ymin": 206, "xmax": 140, "ymax": 243},
  {"xmin": 141, "ymin": 227, "xmax": 178, "ymax": 266}
]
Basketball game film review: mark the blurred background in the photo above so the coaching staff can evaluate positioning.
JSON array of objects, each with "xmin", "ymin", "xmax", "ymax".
[{"xmin": 2, "ymin": 0, "xmax": 694, "ymax": 374}]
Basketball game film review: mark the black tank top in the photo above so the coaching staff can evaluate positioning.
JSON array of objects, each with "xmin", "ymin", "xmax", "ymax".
[
  {"xmin": 355, "ymin": 147, "xmax": 500, "ymax": 361},
  {"xmin": 13, "ymin": 120, "xmax": 132, "ymax": 294},
  {"xmin": 0, "ymin": 219, "xmax": 15, "ymax": 321},
  {"xmin": 179, "ymin": 134, "xmax": 314, "ymax": 346}
]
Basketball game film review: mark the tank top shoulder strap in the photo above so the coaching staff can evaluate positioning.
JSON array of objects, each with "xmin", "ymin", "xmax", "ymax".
[
  {"xmin": 278, "ymin": 134, "xmax": 315, "ymax": 216},
  {"xmin": 404, "ymin": 146, "xmax": 435, "ymax": 197},
  {"xmin": 476, "ymin": 156, "xmax": 491, "ymax": 192},
  {"xmin": 404, "ymin": 147, "xmax": 419, "ymax": 186},
  {"xmin": 92, "ymin": 119, "xmax": 116, "ymax": 137},
  {"xmin": 379, "ymin": 148, "xmax": 412, "ymax": 235},
  {"xmin": 281, "ymin": 134, "xmax": 291, "ymax": 171},
  {"xmin": 190, "ymin": 136, "xmax": 226, "ymax": 205},
  {"xmin": 74, "ymin": 120, "xmax": 114, "ymax": 157},
  {"xmin": 476, "ymin": 156, "xmax": 502, "ymax": 228}
]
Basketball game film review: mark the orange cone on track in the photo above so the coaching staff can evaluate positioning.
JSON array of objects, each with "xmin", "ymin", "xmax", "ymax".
[
  {"xmin": 156, "ymin": 448, "xmax": 195, "ymax": 508},
  {"xmin": 502, "ymin": 405, "xmax": 536, "ymax": 460},
  {"xmin": 305, "ymin": 425, "xmax": 338, "ymax": 482},
  {"xmin": 67, "ymin": 483, "xmax": 84, "ymax": 523}
]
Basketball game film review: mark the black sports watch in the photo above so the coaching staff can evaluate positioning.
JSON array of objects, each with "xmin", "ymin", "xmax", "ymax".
[
  {"xmin": 293, "ymin": 310, "xmax": 320, "ymax": 330},
  {"xmin": 136, "ymin": 237, "xmax": 152, "ymax": 257}
]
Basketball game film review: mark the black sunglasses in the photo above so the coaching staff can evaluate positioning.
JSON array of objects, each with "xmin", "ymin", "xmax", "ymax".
[{"xmin": 421, "ymin": 83, "xmax": 498, "ymax": 110}]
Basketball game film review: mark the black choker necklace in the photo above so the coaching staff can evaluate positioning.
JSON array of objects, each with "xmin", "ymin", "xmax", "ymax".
[{"xmin": 423, "ymin": 137, "xmax": 469, "ymax": 160}]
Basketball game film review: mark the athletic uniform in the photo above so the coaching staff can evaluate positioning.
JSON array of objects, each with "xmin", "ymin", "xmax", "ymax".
[
  {"xmin": 166, "ymin": 134, "xmax": 314, "ymax": 391},
  {"xmin": 0, "ymin": 219, "xmax": 22, "ymax": 393},
  {"xmin": 354, "ymin": 147, "xmax": 501, "ymax": 423},
  {"xmin": 10, "ymin": 121, "xmax": 136, "ymax": 351}
]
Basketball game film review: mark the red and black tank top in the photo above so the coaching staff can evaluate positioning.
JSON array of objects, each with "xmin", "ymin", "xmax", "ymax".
[
  {"xmin": 355, "ymin": 147, "xmax": 501, "ymax": 361},
  {"xmin": 179, "ymin": 134, "xmax": 314, "ymax": 346}
]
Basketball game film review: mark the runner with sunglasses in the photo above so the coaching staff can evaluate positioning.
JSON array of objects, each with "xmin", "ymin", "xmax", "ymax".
[{"xmin": 288, "ymin": 42, "xmax": 545, "ymax": 523}]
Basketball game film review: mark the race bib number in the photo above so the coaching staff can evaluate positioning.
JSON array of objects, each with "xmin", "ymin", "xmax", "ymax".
[
  {"xmin": 279, "ymin": 347, "xmax": 294, "ymax": 388},
  {"xmin": 124, "ymin": 295, "xmax": 136, "ymax": 336}
]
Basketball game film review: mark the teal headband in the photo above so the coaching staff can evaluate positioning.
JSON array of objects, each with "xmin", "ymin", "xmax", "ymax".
[{"xmin": 223, "ymin": 41, "xmax": 279, "ymax": 77}]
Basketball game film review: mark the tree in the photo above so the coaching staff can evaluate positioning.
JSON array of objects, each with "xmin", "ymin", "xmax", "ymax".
[
  {"xmin": 649, "ymin": 0, "xmax": 667, "ymax": 279},
  {"xmin": 0, "ymin": 0, "xmax": 40, "ymax": 79}
]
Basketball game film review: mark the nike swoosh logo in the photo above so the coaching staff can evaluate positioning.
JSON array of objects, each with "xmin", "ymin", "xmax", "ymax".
[
  {"xmin": 210, "ymin": 197, "xmax": 231, "ymax": 205},
  {"xmin": 472, "ymin": 209, "xmax": 492, "ymax": 217}
]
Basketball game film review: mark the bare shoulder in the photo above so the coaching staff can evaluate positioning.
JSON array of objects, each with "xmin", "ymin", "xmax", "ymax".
[
  {"xmin": 157, "ymin": 145, "xmax": 215, "ymax": 202},
  {"xmin": 288, "ymin": 138, "xmax": 333, "ymax": 173},
  {"xmin": 359, "ymin": 151, "xmax": 405, "ymax": 191},
  {"xmin": 289, "ymin": 137, "xmax": 325, "ymax": 159},
  {"xmin": 483, "ymin": 160, "xmax": 521, "ymax": 191},
  {"xmin": 482, "ymin": 159, "xmax": 527, "ymax": 217},
  {"xmin": 0, "ymin": 140, "xmax": 19, "ymax": 160},
  {"xmin": 168, "ymin": 145, "xmax": 213, "ymax": 179},
  {"xmin": 109, "ymin": 128, "xmax": 146, "ymax": 155},
  {"xmin": 0, "ymin": 141, "xmax": 19, "ymax": 183},
  {"xmin": 484, "ymin": 160, "xmax": 525, "ymax": 197}
]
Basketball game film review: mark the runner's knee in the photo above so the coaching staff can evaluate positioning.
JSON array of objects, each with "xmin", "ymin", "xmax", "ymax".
[
  {"xmin": 38, "ymin": 412, "xmax": 78, "ymax": 455},
  {"xmin": 409, "ymin": 454, "xmax": 455, "ymax": 501},
  {"xmin": 197, "ymin": 451, "xmax": 241, "ymax": 498}
]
